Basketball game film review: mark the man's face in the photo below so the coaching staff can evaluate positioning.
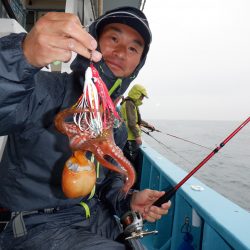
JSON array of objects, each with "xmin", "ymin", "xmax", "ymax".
[{"xmin": 98, "ymin": 23, "xmax": 145, "ymax": 78}]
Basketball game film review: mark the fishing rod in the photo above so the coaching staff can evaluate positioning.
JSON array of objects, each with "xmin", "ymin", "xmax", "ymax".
[
  {"xmin": 153, "ymin": 116, "xmax": 250, "ymax": 206},
  {"xmin": 120, "ymin": 117, "xmax": 250, "ymax": 240}
]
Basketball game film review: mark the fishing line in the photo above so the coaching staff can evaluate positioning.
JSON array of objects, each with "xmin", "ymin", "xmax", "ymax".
[
  {"xmin": 142, "ymin": 129, "xmax": 193, "ymax": 165},
  {"xmin": 153, "ymin": 116, "xmax": 250, "ymax": 206},
  {"xmin": 144, "ymin": 127, "xmax": 233, "ymax": 160},
  {"xmin": 142, "ymin": 125, "xmax": 212, "ymax": 150},
  {"xmin": 154, "ymin": 129, "xmax": 212, "ymax": 150}
]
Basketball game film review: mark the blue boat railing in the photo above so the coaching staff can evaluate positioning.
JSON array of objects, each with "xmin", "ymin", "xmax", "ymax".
[{"xmin": 139, "ymin": 143, "xmax": 250, "ymax": 250}]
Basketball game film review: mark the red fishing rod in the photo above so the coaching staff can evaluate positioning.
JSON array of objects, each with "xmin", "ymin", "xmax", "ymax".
[
  {"xmin": 153, "ymin": 116, "xmax": 250, "ymax": 206},
  {"xmin": 119, "ymin": 117, "xmax": 250, "ymax": 240}
]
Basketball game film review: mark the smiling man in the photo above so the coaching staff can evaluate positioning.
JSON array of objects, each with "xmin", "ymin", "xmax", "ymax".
[
  {"xmin": 0, "ymin": 6, "xmax": 171, "ymax": 250},
  {"xmin": 99, "ymin": 23, "xmax": 145, "ymax": 77}
]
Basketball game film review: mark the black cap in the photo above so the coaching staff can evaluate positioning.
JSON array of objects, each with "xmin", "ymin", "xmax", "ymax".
[{"xmin": 95, "ymin": 6, "xmax": 152, "ymax": 57}]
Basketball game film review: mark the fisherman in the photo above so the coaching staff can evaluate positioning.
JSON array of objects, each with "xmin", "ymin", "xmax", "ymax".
[
  {"xmin": 0, "ymin": 6, "xmax": 171, "ymax": 249},
  {"xmin": 120, "ymin": 84, "xmax": 155, "ymax": 188}
]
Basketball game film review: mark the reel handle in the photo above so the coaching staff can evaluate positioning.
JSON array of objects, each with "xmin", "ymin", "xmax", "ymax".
[{"xmin": 120, "ymin": 211, "xmax": 158, "ymax": 240}]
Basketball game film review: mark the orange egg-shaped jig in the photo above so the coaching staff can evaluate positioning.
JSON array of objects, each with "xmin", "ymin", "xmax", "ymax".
[{"xmin": 62, "ymin": 151, "xmax": 96, "ymax": 198}]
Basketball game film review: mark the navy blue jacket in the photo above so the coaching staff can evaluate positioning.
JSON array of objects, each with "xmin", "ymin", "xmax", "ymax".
[{"xmin": 0, "ymin": 32, "xmax": 139, "ymax": 214}]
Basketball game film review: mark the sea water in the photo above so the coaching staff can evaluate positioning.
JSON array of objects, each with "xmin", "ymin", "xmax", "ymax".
[{"xmin": 142, "ymin": 120, "xmax": 250, "ymax": 212}]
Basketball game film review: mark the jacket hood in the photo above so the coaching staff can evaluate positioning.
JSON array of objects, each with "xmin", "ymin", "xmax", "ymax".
[
  {"xmin": 70, "ymin": 6, "xmax": 151, "ymax": 100},
  {"xmin": 128, "ymin": 84, "xmax": 148, "ymax": 100}
]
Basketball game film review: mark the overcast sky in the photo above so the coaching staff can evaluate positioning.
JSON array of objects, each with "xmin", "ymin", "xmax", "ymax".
[{"xmin": 133, "ymin": 0, "xmax": 250, "ymax": 121}]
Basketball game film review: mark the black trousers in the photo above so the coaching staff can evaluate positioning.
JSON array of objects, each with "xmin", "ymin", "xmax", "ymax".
[
  {"xmin": 123, "ymin": 141, "xmax": 140, "ymax": 165},
  {"xmin": 0, "ymin": 200, "xmax": 125, "ymax": 250},
  {"xmin": 123, "ymin": 141, "xmax": 142, "ymax": 190}
]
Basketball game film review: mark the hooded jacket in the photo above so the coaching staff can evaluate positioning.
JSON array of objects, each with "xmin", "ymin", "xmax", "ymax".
[
  {"xmin": 120, "ymin": 84, "xmax": 150, "ymax": 140},
  {"xmin": 0, "ymin": 10, "xmax": 150, "ymax": 213}
]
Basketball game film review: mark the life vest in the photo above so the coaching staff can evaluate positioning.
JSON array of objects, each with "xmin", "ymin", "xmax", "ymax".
[{"xmin": 120, "ymin": 98, "xmax": 141, "ymax": 141}]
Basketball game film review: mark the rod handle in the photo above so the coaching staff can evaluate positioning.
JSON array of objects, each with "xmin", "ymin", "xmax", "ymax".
[{"xmin": 153, "ymin": 187, "xmax": 176, "ymax": 207}]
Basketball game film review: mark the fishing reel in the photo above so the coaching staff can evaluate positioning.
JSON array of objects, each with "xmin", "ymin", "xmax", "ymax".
[{"xmin": 120, "ymin": 211, "xmax": 158, "ymax": 240}]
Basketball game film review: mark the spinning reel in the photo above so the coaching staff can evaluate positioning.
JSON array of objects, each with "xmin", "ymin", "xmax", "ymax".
[{"xmin": 120, "ymin": 211, "xmax": 158, "ymax": 240}]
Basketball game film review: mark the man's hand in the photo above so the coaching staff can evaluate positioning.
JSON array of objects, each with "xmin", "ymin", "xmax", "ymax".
[
  {"xmin": 145, "ymin": 124, "xmax": 155, "ymax": 131},
  {"xmin": 149, "ymin": 125, "xmax": 155, "ymax": 131},
  {"xmin": 141, "ymin": 124, "xmax": 155, "ymax": 132},
  {"xmin": 135, "ymin": 136, "xmax": 142, "ymax": 145},
  {"xmin": 130, "ymin": 189, "xmax": 171, "ymax": 223},
  {"xmin": 22, "ymin": 12, "xmax": 102, "ymax": 68}
]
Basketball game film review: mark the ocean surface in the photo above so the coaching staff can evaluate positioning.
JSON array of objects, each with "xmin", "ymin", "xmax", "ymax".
[{"xmin": 142, "ymin": 120, "xmax": 250, "ymax": 212}]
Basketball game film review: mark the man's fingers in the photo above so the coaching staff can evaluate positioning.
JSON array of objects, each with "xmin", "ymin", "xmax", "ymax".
[
  {"xmin": 143, "ymin": 210, "xmax": 162, "ymax": 222},
  {"xmin": 23, "ymin": 12, "xmax": 102, "ymax": 67},
  {"xmin": 29, "ymin": 33, "xmax": 102, "ymax": 66},
  {"xmin": 38, "ymin": 47, "xmax": 72, "ymax": 66},
  {"xmin": 38, "ymin": 19, "xmax": 102, "ymax": 61},
  {"xmin": 146, "ymin": 203, "xmax": 169, "ymax": 216},
  {"xmin": 147, "ymin": 190, "xmax": 165, "ymax": 203},
  {"xmin": 143, "ymin": 200, "xmax": 171, "ymax": 222},
  {"xmin": 161, "ymin": 200, "xmax": 171, "ymax": 210},
  {"xmin": 49, "ymin": 37, "xmax": 102, "ymax": 62},
  {"xmin": 39, "ymin": 13, "xmax": 98, "ymax": 51}
]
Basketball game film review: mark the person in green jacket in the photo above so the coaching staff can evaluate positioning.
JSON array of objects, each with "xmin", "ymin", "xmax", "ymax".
[{"xmin": 120, "ymin": 84, "xmax": 155, "ymax": 187}]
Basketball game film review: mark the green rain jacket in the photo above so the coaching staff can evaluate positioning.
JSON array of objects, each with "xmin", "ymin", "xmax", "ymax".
[{"xmin": 120, "ymin": 84, "xmax": 150, "ymax": 140}]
